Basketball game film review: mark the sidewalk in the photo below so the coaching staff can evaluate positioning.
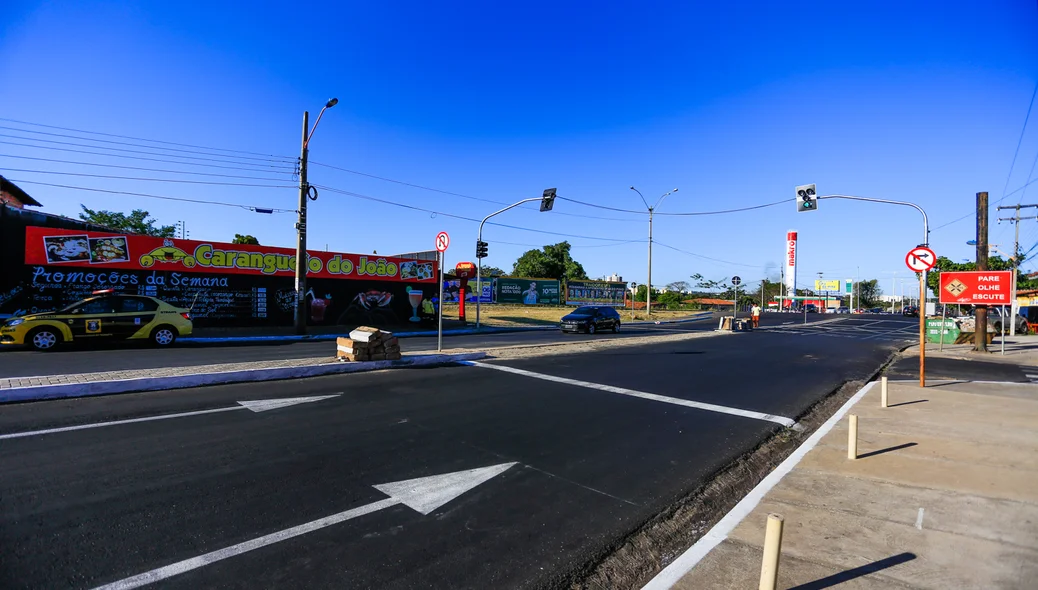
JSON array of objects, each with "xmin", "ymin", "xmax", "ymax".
[
  {"xmin": 0, "ymin": 350, "xmax": 488, "ymax": 403},
  {"xmin": 653, "ymin": 378, "xmax": 1038, "ymax": 589}
]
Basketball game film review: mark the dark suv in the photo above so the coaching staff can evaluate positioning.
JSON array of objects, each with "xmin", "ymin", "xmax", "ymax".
[{"xmin": 560, "ymin": 306, "xmax": 621, "ymax": 334}]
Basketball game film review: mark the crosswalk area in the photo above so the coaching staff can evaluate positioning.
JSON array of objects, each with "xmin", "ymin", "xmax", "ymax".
[
  {"xmin": 1021, "ymin": 366, "xmax": 1038, "ymax": 383},
  {"xmin": 759, "ymin": 316, "xmax": 919, "ymax": 343}
]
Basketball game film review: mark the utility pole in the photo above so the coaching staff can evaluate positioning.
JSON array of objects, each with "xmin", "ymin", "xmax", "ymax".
[
  {"xmin": 294, "ymin": 111, "xmax": 310, "ymax": 335},
  {"xmin": 292, "ymin": 98, "xmax": 338, "ymax": 336},
  {"xmin": 976, "ymin": 192, "xmax": 989, "ymax": 352},
  {"xmin": 996, "ymin": 204, "xmax": 1038, "ymax": 336}
]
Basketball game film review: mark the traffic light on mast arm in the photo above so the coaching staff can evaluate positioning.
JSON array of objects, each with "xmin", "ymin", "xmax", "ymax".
[
  {"xmin": 476, "ymin": 240, "xmax": 488, "ymax": 259},
  {"xmin": 796, "ymin": 184, "xmax": 817, "ymax": 212},
  {"xmin": 540, "ymin": 188, "xmax": 557, "ymax": 212}
]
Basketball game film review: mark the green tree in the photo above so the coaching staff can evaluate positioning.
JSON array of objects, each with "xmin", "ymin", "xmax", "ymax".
[
  {"xmin": 855, "ymin": 279, "xmax": 882, "ymax": 307},
  {"xmin": 633, "ymin": 284, "xmax": 658, "ymax": 302},
  {"xmin": 665, "ymin": 280, "xmax": 691, "ymax": 293},
  {"xmin": 657, "ymin": 290, "xmax": 684, "ymax": 308},
  {"xmin": 511, "ymin": 241, "xmax": 588, "ymax": 280},
  {"xmin": 691, "ymin": 273, "xmax": 735, "ymax": 300},
  {"xmin": 480, "ymin": 266, "xmax": 506, "ymax": 277},
  {"xmin": 232, "ymin": 234, "xmax": 260, "ymax": 245},
  {"xmin": 79, "ymin": 206, "xmax": 175, "ymax": 237}
]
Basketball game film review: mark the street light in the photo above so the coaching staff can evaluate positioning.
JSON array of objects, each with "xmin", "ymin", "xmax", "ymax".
[
  {"xmin": 630, "ymin": 186, "xmax": 678, "ymax": 317},
  {"xmin": 294, "ymin": 97, "xmax": 338, "ymax": 335}
]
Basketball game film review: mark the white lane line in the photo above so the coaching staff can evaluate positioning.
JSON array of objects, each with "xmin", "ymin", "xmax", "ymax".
[
  {"xmin": 93, "ymin": 497, "xmax": 400, "ymax": 590},
  {"xmin": 915, "ymin": 507, "xmax": 925, "ymax": 530},
  {"xmin": 0, "ymin": 406, "xmax": 243, "ymax": 440},
  {"xmin": 460, "ymin": 361, "xmax": 798, "ymax": 429},
  {"xmin": 0, "ymin": 395, "xmax": 342, "ymax": 440},
  {"xmin": 641, "ymin": 380, "xmax": 877, "ymax": 590}
]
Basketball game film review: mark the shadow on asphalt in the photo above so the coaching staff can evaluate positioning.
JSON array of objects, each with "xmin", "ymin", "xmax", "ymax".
[{"xmin": 885, "ymin": 356, "xmax": 1028, "ymax": 383}]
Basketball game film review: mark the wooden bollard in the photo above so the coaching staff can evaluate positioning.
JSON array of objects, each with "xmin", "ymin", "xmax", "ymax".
[
  {"xmin": 848, "ymin": 415, "xmax": 858, "ymax": 460},
  {"xmin": 759, "ymin": 513, "xmax": 785, "ymax": 590},
  {"xmin": 881, "ymin": 376, "xmax": 888, "ymax": 408}
]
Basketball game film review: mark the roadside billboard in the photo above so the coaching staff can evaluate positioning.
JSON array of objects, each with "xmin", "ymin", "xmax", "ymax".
[
  {"xmin": 495, "ymin": 277, "xmax": 560, "ymax": 305},
  {"xmin": 25, "ymin": 226, "xmax": 437, "ymax": 283},
  {"xmin": 939, "ymin": 271, "xmax": 1012, "ymax": 305},
  {"xmin": 565, "ymin": 280, "xmax": 627, "ymax": 307},
  {"xmin": 784, "ymin": 230, "xmax": 797, "ymax": 294},
  {"xmin": 442, "ymin": 278, "xmax": 493, "ymax": 303}
]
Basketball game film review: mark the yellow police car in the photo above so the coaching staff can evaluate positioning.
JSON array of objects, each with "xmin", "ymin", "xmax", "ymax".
[{"xmin": 0, "ymin": 290, "xmax": 193, "ymax": 351}]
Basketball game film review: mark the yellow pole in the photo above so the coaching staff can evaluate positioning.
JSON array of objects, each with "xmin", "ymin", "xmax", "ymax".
[{"xmin": 759, "ymin": 513, "xmax": 785, "ymax": 590}]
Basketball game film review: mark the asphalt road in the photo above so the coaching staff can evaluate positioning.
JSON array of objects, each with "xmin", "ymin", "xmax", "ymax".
[
  {"xmin": 1, "ymin": 319, "xmax": 911, "ymax": 589},
  {"xmin": 0, "ymin": 312, "xmax": 836, "ymax": 378}
]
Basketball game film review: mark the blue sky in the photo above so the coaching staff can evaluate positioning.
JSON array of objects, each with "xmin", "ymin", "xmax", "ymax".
[{"xmin": 2, "ymin": 1, "xmax": 1037, "ymax": 296}]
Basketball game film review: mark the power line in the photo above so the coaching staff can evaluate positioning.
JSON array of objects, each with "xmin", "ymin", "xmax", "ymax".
[
  {"xmin": 655, "ymin": 198, "xmax": 790, "ymax": 216},
  {"xmin": 652, "ymin": 240, "xmax": 761, "ymax": 268},
  {"xmin": 0, "ymin": 139, "xmax": 297, "ymax": 174},
  {"xmin": 0, "ymin": 117, "xmax": 297, "ymax": 160},
  {"xmin": 933, "ymin": 176, "xmax": 1038, "ymax": 231},
  {"xmin": 0, "ymin": 134, "xmax": 297, "ymax": 170},
  {"xmin": 6, "ymin": 179, "xmax": 295, "ymax": 213},
  {"xmin": 313, "ymin": 184, "xmax": 639, "ymax": 242},
  {"xmin": 310, "ymin": 160, "xmax": 640, "ymax": 222},
  {"xmin": 495, "ymin": 239, "xmax": 646, "ymax": 249},
  {"xmin": 0, "ymin": 153, "xmax": 294, "ymax": 181},
  {"xmin": 0, "ymin": 124, "xmax": 295, "ymax": 164},
  {"xmin": 556, "ymin": 196, "xmax": 646, "ymax": 214},
  {"xmin": 1, "ymin": 168, "xmax": 295, "ymax": 189},
  {"xmin": 1005, "ymin": 82, "xmax": 1038, "ymax": 202},
  {"xmin": 558, "ymin": 195, "xmax": 791, "ymax": 216}
]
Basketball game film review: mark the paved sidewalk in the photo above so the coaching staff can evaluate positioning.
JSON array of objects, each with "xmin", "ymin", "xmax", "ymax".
[
  {"xmin": 662, "ymin": 379, "xmax": 1038, "ymax": 589},
  {"xmin": 0, "ymin": 350, "xmax": 487, "ymax": 403}
]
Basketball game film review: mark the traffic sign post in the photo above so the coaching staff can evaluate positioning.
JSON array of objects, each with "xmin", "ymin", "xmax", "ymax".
[
  {"xmin": 905, "ymin": 246, "xmax": 937, "ymax": 388},
  {"xmin": 731, "ymin": 276, "xmax": 741, "ymax": 328},
  {"xmin": 435, "ymin": 233, "xmax": 450, "ymax": 351}
]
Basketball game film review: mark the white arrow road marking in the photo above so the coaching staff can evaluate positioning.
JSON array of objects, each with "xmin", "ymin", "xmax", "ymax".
[
  {"xmin": 460, "ymin": 361, "xmax": 799, "ymax": 429},
  {"xmin": 236, "ymin": 395, "xmax": 340, "ymax": 413},
  {"xmin": 0, "ymin": 395, "xmax": 341, "ymax": 440},
  {"xmin": 92, "ymin": 462, "xmax": 516, "ymax": 590}
]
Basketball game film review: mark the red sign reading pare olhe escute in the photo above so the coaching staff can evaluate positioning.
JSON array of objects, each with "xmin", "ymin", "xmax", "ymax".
[{"xmin": 939, "ymin": 271, "xmax": 1013, "ymax": 305}]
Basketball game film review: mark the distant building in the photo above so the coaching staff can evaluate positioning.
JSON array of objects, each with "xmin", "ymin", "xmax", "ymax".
[
  {"xmin": 606, "ymin": 273, "xmax": 623, "ymax": 282},
  {"xmin": 0, "ymin": 176, "xmax": 41, "ymax": 209}
]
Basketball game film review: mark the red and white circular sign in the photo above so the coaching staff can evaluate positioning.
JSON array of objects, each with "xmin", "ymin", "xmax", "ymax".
[
  {"xmin": 905, "ymin": 246, "xmax": 936, "ymax": 272},
  {"xmin": 435, "ymin": 231, "xmax": 450, "ymax": 252}
]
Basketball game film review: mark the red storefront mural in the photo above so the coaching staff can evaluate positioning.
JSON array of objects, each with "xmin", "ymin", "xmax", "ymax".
[{"xmin": 25, "ymin": 226, "xmax": 437, "ymax": 283}]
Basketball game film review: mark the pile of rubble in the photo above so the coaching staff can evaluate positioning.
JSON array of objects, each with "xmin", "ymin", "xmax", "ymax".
[{"xmin": 336, "ymin": 327, "xmax": 402, "ymax": 362}]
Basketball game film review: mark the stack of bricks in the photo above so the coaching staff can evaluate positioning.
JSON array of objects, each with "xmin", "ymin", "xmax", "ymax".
[{"xmin": 336, "ymin": 327, "xmax": 402, "ymax": 362}]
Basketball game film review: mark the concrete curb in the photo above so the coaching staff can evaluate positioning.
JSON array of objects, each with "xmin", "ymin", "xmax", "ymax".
[
  {"xmin": 176, "ymin": 312, "xmax": 715, "ymax": 345},
  {"xmin": 0, "ymin": 352, "xmax": 488, "ymax": 404}
]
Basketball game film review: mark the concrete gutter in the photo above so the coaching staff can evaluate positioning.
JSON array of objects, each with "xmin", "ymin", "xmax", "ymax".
[{"xmin": 0, "ymin": 351, "xmax": 487, "ymax": 404}]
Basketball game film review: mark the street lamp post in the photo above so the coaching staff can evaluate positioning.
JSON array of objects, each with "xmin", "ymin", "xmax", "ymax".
[
  {"xmin": 630, "ymin": 186, "xmax": 677, "ymax": 317},
  {"xmin": 294, "ymin": 98, "xmax": 338, "ymax": 335}
]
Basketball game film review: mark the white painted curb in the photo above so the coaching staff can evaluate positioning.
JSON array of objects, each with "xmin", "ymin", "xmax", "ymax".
[
  {"xmin": 0, "ymin": 352, "xmax": 487, "ymax": 404},
  {"xmin": 641, "ymin": 380, "xmax": 877, "ymax": 590}
]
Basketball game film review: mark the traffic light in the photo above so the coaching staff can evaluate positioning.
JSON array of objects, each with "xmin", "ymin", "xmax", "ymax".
[
  {"xmin": 476, "ymin": 240, "xmax": 488, "ymax": 259},
  {"xmin": 540, "ymin": 188, "xmax": 557, "ymax": 212},
  {"xmin": 796, "ymin": 184, "xmax": 817, "ymax": 212}
]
